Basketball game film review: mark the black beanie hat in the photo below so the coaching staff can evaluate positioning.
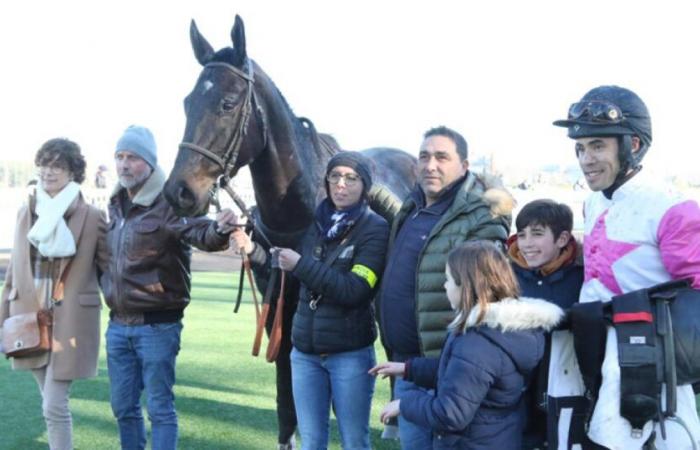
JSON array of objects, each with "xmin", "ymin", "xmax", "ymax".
[{"xmin": 325, "ymin": 151, "xmax": 373, "ymax": 198}]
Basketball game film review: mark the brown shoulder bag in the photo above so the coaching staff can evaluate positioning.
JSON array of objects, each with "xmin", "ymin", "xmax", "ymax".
[{"xmin": 2, "ymin": 256, "xmax": 72, "ymax": 359}]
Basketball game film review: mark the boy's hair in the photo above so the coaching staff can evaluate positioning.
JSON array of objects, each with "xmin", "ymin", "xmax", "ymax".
[
  {"xmin": 447, "ymin": 241, "xmax": 520, "ymax": 332},
  {"xmin": 515, "ymin": 199, "xmax": 573, "ymax": 240}
]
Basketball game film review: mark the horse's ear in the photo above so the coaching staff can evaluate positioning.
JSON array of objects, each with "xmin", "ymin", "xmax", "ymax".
[
  {"xmin": 190, "ymin": 19, "xmax": 214, "ymax": 66},
  {"xmin": 231, "ymin": 15, "xmax": 247, "ymax": 65}
]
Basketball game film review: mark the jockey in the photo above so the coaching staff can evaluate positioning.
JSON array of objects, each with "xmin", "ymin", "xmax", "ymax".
[{"xmin": 552, "ymin": 85, "xmax": 700, "ymax": 450}]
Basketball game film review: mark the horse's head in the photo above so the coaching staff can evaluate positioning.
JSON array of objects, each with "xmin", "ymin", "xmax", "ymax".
[{"xmin": 164, "ymin": 15, "xmax": 267, "ymax": 216}]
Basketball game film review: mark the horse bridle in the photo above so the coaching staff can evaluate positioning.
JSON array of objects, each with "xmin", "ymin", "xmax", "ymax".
[
  {"xmin": 178, "ymin": 60, "xmax": 271, "ymax": 246},
  {"xmin": 179, "ymin": 61, "xmax": 262, "ymax": 178}
]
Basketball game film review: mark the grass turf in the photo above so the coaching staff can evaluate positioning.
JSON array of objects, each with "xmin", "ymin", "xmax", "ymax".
[{"xmin": 0, "ymin": 272, "xmax": 400, "ymax": 449}]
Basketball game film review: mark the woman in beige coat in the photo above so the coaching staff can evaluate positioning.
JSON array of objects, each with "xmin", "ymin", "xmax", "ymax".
[{"xmin": 0, "ymin": 138, "xmax": 107, "ymax": 450}]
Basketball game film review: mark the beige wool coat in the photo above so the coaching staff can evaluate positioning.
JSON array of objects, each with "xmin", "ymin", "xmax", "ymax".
[{"xmin": 0, "ymin": 193, "xmax": 108, "ymax": 380}]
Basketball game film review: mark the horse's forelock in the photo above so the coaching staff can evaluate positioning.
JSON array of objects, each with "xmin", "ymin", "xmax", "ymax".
[{"xmin": 211, "ymin": 48, "xmax": 245, "ymax": 68}]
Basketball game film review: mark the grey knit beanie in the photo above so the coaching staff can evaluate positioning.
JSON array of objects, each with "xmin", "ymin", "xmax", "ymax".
[{"xmin": 115, "ymin": 125, "xmax": 157, "ymax": 168}]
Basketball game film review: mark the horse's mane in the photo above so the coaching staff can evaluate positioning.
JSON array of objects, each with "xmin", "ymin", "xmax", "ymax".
[{"xmin": 210, "ymin": 48, "xmax": 301, "ymax": 136}]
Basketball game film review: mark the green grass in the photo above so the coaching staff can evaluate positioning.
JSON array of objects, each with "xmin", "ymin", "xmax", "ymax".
[{"xmin": 0, "ymin": 272, "xmax": 400, "ymax": 449}]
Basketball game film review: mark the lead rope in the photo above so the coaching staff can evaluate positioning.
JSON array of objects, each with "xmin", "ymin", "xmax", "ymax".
[
  {"xmin": 266, "ymin": 269, "xmax": 286, "ymax": 362},
  {"xmin": 212, "ymin": 179, "xmax": 283, "ymax": 361}
]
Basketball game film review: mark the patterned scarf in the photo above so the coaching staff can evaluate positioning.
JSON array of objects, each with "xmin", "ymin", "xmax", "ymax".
[{"xmin": 314, "ymin": 198, "xmax": 366, "ymax": 242}]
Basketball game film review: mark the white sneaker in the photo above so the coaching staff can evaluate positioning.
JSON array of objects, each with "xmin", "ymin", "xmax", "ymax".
[
  {"xmin": 278, "ymin": 435, "xmax": 296, "ymax": 450},
  {"xmin": 381, "ymin": 424, "xmax": 400, "ymax": 440}
]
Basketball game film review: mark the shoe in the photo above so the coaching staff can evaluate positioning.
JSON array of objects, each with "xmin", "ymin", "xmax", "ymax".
[
  {"xmin": 381, "ymin": 424, "xmax": 400, "ymax": 440},
  {"xmin": 278, "ymin": 435, "xmax": 296, "ymax": 450}
]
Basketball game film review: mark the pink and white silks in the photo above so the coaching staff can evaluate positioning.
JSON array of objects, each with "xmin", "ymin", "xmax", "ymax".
[{"xmin": 549, "ymin": 173, "xmax": 700, "ymax": 450}]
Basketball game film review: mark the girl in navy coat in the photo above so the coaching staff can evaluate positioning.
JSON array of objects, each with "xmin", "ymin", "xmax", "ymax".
[{"xmin": 372, "ymin": 241, "xmax": 564, "ymax": 449}]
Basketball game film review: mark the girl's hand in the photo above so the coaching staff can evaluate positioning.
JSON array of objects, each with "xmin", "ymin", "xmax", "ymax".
[
  {"xmin": 368, "ymin": 362, "xmax": 406, "ymax": 379},
  {"xmin": 276, "ymin": 248, "xmax": 301, "ymax": 272},
  {"xmin": 380, "ymin": 400, "xmax": 401, "ymax": 424}
]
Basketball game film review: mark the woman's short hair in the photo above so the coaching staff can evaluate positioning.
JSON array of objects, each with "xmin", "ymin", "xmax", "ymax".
[
  {"xmin": 34, "ymin": 138, "xmax": 86, "ymax": 184},
  {"xmin": 447, "ymin": 241, "xmax": 520, "ymax": 331}
]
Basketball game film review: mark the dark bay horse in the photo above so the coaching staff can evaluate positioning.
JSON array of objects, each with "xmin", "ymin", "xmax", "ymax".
[{"xmin": 163, "ymin": 16, "xmax": 417, "ymax": 445}]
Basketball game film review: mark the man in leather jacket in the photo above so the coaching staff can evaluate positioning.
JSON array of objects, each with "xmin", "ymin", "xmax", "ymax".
[{"xmin": 103, "ymin": 125, "xmax": 236, "ymax": 450}]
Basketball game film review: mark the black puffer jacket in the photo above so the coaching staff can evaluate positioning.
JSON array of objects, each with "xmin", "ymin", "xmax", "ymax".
[{"xmin": 291, "ymin": 204, "xmax": 389, "ymax": 354}]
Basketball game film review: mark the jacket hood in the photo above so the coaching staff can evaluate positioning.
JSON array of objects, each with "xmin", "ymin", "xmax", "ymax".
[
  {"xmin": 466, "ymin": 296, "xmax": 562, "ymax": 374},
  {"xmin": 478, "ymin": 172, "xmax": 517, "ymax": 218},
  {"xmin": 110, "ymin": 166, "xmax": 166, "ymax": 207},
  {"xmin": 465, "ymin": 296, "xmax": 564, "ymax": 332}
]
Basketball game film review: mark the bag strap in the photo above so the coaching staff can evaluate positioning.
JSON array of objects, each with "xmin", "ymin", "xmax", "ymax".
[
  {"xmin": 322, "ymin": 208, "xmax": 371, "ymax": 267},
  {"xmin": 569, "ymin": 301, "xmax": 607, "ymax": 429},
  {"xmin": 52, "ymin": 257, "xmax": 74, "ymax": 303},
  {"xmin": 308, "ymin": 208, "xmax": 371, "ymax": 311}
]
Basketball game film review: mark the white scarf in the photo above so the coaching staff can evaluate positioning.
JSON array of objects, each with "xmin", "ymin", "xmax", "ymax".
[{"xmin": 27, "ymin": 181, "xmax": 80, "ymax": 257}]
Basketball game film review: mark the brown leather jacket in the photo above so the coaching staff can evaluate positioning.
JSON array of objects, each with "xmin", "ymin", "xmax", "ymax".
[{"xmin": 102, "ymin": 168, "xmax": 229, "ymax": 318}]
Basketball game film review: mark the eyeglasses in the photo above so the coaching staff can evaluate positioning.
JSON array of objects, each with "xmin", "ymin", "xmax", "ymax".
[
  {"xmin": 567, "ymin": 100, "xmax": 625, "ymax": 124},
  {"xmin": 326, "ymin": 172, "xmax": 361, "ymax": 186},
  {"xmin": 37, "ymin": 165, "xmax": 68, "ymax": 176}
]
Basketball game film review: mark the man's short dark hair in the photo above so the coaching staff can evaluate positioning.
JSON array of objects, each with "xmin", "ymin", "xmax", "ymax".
[
  {"xmin": 515, "ymin": 199, "xmax": 573, "ymax": 240},
  {"xmin": 423, "ymin": 126, "xmax": 468, "ymax": 160},
  {"xmin": 34, "ymin": 138, "xmax": 86, "ymax": 184}
]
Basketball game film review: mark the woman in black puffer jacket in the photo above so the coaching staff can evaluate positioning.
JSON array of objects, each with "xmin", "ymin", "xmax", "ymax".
[{"xmin": 234, "ymin": 151, "xmax": 388, "ymax": 450}]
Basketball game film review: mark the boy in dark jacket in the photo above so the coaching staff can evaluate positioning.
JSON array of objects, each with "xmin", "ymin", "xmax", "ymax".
[{"xmin": 506, "ymin": 199, "xmax": 585, "ymax": 450}]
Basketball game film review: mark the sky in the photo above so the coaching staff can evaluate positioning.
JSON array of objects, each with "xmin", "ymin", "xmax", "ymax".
[{"xmin": 2, "ymin": 0, "xmax": 699, "ymax": 180}]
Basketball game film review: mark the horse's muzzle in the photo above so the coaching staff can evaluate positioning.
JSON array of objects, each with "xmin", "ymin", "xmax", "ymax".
[{"xmin": 163, "ymin": 179, "xmax": 200, "ymax": 217}]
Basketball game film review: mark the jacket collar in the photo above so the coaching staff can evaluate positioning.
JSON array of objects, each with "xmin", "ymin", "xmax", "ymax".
[
  {"xmin": 507, "ymin": 236, "xmax": 580, "ymax": 276},
  {"xmin": 403, "ymin": 171, "xmax": 515, "ymax": 221},
  {"xmin": 463, "ymin": 296, "xmax": 564, "ymax": 332},
  {"xmin": 411, "ymin": 173, "xmax": 466, "ymax": 212},
  {"xmin": 110, "ymin": 167, "xmax": 166, "ymax": 208}
]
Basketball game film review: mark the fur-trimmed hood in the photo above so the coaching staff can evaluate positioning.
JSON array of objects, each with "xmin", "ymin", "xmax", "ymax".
[
  {"xmin": 478, "ymin": 172, "xmax": 517, "ymax": 218},
  {"xmin": 463, "ymin": 297, "xmax": 562, "ymax": 375},
  {"xmin": 464, "ymin": 296, "xmax": 564, "ymax": 332},
  {"xmin": 110, "ymin": 166, "xmax": 166, "ymax": 207}
]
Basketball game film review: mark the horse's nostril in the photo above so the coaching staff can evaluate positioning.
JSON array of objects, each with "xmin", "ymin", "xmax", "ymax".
[{"xmin": 177, "ymin": 185, "xmax": 195, "ymax": 207}]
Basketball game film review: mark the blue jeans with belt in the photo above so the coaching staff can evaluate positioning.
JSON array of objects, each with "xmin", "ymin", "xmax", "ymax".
[
  {"xmin": 106, "ymin": 320, "xmax": 183, "ymax": 450},
  {"xmin": 291, "ymin": 345, "xmax": 376, "ymax": 450}
]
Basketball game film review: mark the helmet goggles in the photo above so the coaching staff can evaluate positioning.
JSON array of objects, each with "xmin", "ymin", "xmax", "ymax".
[{"xmin": 567, "ymin": 100, "xmax": 624, "ymax": 125}]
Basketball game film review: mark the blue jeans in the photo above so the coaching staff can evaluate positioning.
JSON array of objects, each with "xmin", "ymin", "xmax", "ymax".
[
  {"xmin": 106, "ymin": 321, "xmax": 183, "ymax": 450},
  {"xmin": 394, "ymin": 378, "xmax": 433, "ymax": 450},
  {"xmin": 291, "ymin": 346, "xmax": 376, "ymax": 450}
]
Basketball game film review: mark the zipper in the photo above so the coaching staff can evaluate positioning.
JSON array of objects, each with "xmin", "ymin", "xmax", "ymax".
[
  {"xmin": 114, "ymin": 217, "xmax": 126, "ymax": 310},
  {"xmin": 413, "ymin": 204, "xmax": 462, "ymax": 355}
]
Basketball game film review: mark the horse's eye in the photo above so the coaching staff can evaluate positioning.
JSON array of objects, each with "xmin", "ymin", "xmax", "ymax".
[{"xmin": 221, "ymin": 97, "xmax": 237, "ymax": 112}]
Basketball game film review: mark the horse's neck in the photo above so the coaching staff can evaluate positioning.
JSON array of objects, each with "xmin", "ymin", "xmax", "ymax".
[{"xmin": 248, "ymin": 81, "xmax": 323, "ymax": 239}]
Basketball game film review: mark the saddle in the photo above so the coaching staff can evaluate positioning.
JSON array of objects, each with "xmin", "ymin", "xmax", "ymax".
[{"xmin": 570, "ymin": 279, "xmax": 700, "ymax": 439}]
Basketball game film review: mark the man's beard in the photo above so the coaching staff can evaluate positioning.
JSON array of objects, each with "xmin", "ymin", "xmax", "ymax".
[{"xmin": 119, "ymin": 171, "xmax": 149, "ymax": 189}]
